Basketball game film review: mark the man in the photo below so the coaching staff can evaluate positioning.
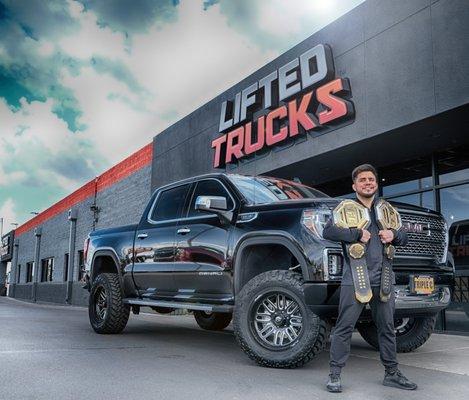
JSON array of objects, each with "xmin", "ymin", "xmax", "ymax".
[{"xmin": 323, "ymin": 164, "xmax": 417, "ymax": 393}]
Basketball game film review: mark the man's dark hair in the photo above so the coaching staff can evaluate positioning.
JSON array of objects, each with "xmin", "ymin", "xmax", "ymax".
[{"xmin": 352, "ymin": 164, "xmax": 378, "ymax": 182}]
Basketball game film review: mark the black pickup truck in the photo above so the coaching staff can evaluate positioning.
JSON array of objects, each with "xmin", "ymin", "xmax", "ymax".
[{"xmin": 83, "ymin": 173, "xmax": 453, "ymax": 368}]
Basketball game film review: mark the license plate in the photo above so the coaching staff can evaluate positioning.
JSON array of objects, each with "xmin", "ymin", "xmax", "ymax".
[{"xmin": 411, "ymin": 275, "xmax": 435, "ymax": 294}]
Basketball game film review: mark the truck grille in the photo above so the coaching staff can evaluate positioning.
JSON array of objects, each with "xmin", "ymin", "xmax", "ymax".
[{"xmin": 396, "ymin": 211, "xmax": 448, "ymax": 263}]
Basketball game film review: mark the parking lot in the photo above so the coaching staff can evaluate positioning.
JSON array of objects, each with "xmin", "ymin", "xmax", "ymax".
[{"xmin": 1, "ymin": 297, "xmax": 468, "ymax": 400}]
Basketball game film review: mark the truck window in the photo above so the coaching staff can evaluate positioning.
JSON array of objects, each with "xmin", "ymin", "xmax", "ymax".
[
  {"xmin": 150, "ymin": 184, "xmax": 190, "ymax": 222},
  {"xmin": 187, "ymin": 179, "xmax": 234, "ymax": 217}
]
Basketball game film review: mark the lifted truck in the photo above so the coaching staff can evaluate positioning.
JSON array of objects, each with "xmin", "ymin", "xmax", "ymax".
[{"xmin": 84, "ymin": 173, "xmax": 453, "ymax": 368}]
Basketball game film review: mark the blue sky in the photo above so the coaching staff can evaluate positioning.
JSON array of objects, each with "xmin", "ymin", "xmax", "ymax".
[{"xmin": 0, "ymin": 0, "xmax": 363, "ymax": 230}]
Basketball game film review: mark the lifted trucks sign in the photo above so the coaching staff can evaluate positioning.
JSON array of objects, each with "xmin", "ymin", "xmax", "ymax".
[{"xmin": 212, "ymin": 44, "xmax": 355, "ymax": 168}]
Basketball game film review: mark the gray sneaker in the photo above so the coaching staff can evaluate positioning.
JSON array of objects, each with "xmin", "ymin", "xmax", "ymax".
[
  {"xmin": 383, "ymin": 369, "xmax": 417, "ymax": 390},
  {"xmin": 326, "ymin": 374, "xmax": 342, "ymax": 393}
]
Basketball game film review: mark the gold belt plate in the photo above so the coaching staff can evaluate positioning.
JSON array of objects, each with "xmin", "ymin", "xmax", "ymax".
[
  {"xmin": 333, "ymin": 200, "xmax": 370, "ymax": 229},
  {"xmin": 375, "ymin": 199, "xmax": 402, "ymax": 230}
]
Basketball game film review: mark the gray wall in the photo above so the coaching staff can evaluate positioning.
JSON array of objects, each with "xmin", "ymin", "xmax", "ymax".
[
  {"xmin": 151, "ymin": 0, "xmax": 469, "ymax": 189},
  {"xmin": 11, "ymin": 165, "xmax": 152, "ymax": 305}
]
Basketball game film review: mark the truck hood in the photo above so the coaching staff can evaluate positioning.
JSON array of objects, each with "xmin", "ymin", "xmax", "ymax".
[
  {"xmin": 245, "ymin": 197, "xmax": 440, "ymax": 216},
  {"xmin": 89, "ymin": 223, "xmax": 138, "ymax": 237}
]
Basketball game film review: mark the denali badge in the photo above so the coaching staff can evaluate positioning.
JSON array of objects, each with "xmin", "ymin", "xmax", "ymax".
[{"xmin": 198, "ymin": 272, "xmax": 223, "ymax": 276}]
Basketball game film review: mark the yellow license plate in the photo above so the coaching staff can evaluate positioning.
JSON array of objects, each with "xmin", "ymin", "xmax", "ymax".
[{"xmin": 412, "ymin": 276, "xmax": 435, "ymax": 294}]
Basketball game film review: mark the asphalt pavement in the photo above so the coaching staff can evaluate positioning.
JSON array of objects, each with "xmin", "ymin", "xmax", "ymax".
[{"xmin": 1, "ymin": 296, "xmax": 468, "ymax": 400}]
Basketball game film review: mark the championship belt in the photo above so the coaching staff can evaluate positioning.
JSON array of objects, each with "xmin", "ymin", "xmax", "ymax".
[
  {"xmin": 332, "ymin": 200, "xmax": 372, "ymax": 303},
  {"xmin": 375, "ymin": 199, "xmax": 402, "ymax": 302}
]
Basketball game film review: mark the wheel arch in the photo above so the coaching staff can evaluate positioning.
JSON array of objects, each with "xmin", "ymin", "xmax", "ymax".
[
  {"xmin": 233, "ymin": 233, "xmax": 310, "ymax": 295},
  {"xmin": 90, "ymin": 249, "xmax": 123, "ymax": 288}
]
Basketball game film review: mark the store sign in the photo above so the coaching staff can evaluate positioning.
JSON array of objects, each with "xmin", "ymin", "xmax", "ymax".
[
  {"xmin": 212, "ymin": 44, "xmax": 355, "ymax": 168},
  {"xmin": 0, "ymin": 231, "xmax": 14, "ymax": 262}
]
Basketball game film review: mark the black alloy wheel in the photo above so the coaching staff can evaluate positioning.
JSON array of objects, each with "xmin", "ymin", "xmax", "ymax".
[{"xmin": 88, "ymin": 273, "xmax": 130, "ymax": 334}]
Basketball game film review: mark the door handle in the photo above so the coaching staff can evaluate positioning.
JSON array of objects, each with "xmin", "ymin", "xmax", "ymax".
[
  {"xmin": 137, "ymin": 233, "xmax": 148, "ymax": 239},
  {"xmin": 177, "ymin": 228, "xmax": 191, "ymax": 235}
]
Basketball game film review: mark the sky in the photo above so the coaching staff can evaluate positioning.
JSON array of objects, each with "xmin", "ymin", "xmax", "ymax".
[{"xmin": 0, "ymin": 0, "xmax": 364, "ymax": 232}]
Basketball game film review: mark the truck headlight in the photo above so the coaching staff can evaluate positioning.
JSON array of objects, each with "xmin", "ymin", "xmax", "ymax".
[{"xmin": 301, "ymin": 209, "xmax": 331, "ymax": 238}]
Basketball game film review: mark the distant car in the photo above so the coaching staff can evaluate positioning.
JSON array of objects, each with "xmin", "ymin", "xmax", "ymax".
[
  {"xmin": 449, "ymin": 219, "xmax": 469, "ymax": 317},
  {"xmin": 83, "ymin": 173, "xmax": 453, "ymax": 368},
  {"xmin": 449, "ymin": 219, "xmax": 469, "ymax": 275}
]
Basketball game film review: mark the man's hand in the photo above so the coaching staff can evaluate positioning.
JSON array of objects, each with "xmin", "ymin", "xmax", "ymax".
[
  {"xmin": 360, "ymin": 229, "xmax": 371, "ymax": 243},
  {"xmin": 379, "ymin": 229, "xmax": 394, "ymax": 244}
]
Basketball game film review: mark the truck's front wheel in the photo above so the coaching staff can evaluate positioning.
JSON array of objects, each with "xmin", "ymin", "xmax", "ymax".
[
  {"xmin": 233, "ymin": 270, "xmax": 328, "ymax": 368},
  {"xmin": 357, "ymin": 314, "xmax": 437, "ymax": 353},
  {"xmin": 89, "ymin": 273, "xmax": 130, "ymax": 334}
]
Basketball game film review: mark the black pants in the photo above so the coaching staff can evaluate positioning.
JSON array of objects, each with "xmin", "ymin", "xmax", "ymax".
[{"xmin": 329, "ymin": 285, "xmax": 398, "ymax": 375}]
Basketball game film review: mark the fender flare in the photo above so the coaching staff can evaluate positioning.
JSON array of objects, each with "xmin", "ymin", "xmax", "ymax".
[
  {"xmin": 90, "ymin": 248, "xmax": 124, "ymax": 288},
  {"xmin": 233, "ymin": 232, "xmax": 311, "ymax": 294}
]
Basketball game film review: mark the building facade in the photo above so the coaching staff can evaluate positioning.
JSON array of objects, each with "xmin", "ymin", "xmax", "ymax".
[{"xmin": 2, "ymin": 0, "xmax": 469, "ymax": 332}]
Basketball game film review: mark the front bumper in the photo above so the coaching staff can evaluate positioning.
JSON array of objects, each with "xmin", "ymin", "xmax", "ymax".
[
  {"xmin": 304, "ymin": 283, "xmax": 452, "ymax": 318},
  {"xmin": 393, "ymin": 285, "xmax": 451, "ymax": 313}
]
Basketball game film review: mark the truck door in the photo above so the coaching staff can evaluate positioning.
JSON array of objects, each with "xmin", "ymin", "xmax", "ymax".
[
  {"xmin": 132, "ymin": 183, "xmax": 191, "ymax": 299},
  {"xmin": 174, "ymin": 179, "xmax": 235, "ymax": 302}
]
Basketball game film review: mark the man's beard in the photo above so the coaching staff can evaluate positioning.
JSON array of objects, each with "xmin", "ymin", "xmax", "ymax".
[{"xmin": 359, "ymin": 189, "xmax": 377, "ymax": 198}]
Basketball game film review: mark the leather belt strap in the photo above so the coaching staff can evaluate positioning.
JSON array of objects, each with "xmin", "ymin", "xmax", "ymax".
[
  {"xmin": 375, "ymin": 199, "xmax": 402, "ymax": 302},
  {"xmin": 347, "ymin": 243, "xmax": 372, "ymax": 303},
  {"xmin": 332, "ymin": 200, "xmax": 371, "ymax": 304},
  {"xmin": 379, "ymin": 245, "xmax": 395, "ymax": 302}
]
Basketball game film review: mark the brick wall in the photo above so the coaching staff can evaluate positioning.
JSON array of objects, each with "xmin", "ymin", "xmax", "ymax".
[{"xmin": 10, "ymin": 144, "xmax": 153, "ymax": 306}]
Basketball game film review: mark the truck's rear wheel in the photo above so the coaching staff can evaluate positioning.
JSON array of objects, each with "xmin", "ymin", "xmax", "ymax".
[
  {"xmin": 89, "ymin": 273, "xmax": 130, "ymax": 334},
  {"xmin": 233, "ymin": 270, "xmax": 328, "ymax": 368},
  {"xmin": 357, "ymin": 314, "xmax": 437, "ymax": 353},
  {"xmin": 194, "ymin": 311, "xmax": 232, "ymax": 331},
  {"xmin": 151, "ymin": 306, "xmax": 175, "ymax": 314}
]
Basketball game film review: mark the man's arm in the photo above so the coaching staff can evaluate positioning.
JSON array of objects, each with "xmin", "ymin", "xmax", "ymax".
[
  {"xmin": 323, "ymin": 218, "xmax": 363, "ymax": 243},
  {"xmin": 391, "ymin": 228, "xmax": 408, "ymax": 246}
]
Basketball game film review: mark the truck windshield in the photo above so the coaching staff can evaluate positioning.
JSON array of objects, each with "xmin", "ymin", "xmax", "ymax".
[{"xmin": 228, "ymin": 175, "xmax": 328, "ymax": 205}]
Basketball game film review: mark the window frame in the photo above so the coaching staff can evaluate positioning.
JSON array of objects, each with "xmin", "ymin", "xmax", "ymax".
[
  {"xmin": 40, "ymin": 257, "xmax": 54, "ymax": 283},
  {"xmin": 26, "ymin": 262, "xmax": 34, "ymax": 283},
  {"xmin": 63, "ymin": 253, "xmax": 69, "ymax": 282},
  {"xmin": 147, "ymin": 183, "xmax": 192, "ymax": 225},
  {"xmin": 77, "ymin": 250, "xmax": 85, "ymax": 281},
  {"xmin": 184, "ymin": 178, "xmax": 237, "ymax": 220}
]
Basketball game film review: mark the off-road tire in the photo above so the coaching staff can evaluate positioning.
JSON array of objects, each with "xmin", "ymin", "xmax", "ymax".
[
  {"xmin": 357, "ymin": 314, "xmax": 437, "ymax": 353},
  {"xmin": 89, "ymin": 273, "xmax": 130, "ymax": 334},
  {"xmin": 233, "ymin": 270, "xmax": 328, "ymax": 368},
  {"xmin": 194, "ymin": 311, "xmax": 232, "ymax": 331}
]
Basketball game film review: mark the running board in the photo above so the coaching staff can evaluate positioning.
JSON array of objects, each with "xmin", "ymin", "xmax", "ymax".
[{"xmin": 123, "ymin": 298, "xmax": 233, "ymax": 313}]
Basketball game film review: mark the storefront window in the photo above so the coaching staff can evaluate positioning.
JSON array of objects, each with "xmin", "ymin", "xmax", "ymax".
[
  {"xmin": 386, "ymin": 190, "xmax": 434, "ymax": 210},
  {"xmin": 440, "ymin": 183, "xmax": 469, "ymax": 333},
  {"xmin": 438, "ymin": 146, "xmax": 469, "ymax": 185},
  {"xmin": 440, "ymin": 184, "xmax": 469, "ymax": 224},
  {"xmin": 380, "ymin": 157, "xmax": 432, "ymax": 196},
  {"xmin": 382, "ymin": 177, "xmax": 432, "ymax": 196},
  {"xmin": 440, "ymin": 168, "xmax": 469, "ymax": 185}
]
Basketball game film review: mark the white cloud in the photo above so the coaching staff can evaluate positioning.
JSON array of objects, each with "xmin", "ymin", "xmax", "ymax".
[
  {"xmin": 61, "ymin": 66, "xmax": 155, "ymax": 164},
  {"xmin": 59, "ymin": 0, "xmax": 128, "ymax": 61},
  {"xmin": 258, "ymin": 0, "xmax": 337, "ymax": 36},
  {"xmin": 0, "ymin": 198, "xmax": 18, "ymax": 231},
  {"xmin": 55, "ymin": 0, "xmax": 278, "ymax": 163},
  {"xmin": 0, "ymin": 97, "xmax": 97, "ymax": 190},
  {"xmin": 128, "ymin": 0, "xmax": 277, "ymax": 119}
]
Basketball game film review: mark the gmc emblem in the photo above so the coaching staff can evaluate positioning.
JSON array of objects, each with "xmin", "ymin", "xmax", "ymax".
[{"xmin": 403, "ymin": 222, "xmax": 430, "ymax": 236}]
